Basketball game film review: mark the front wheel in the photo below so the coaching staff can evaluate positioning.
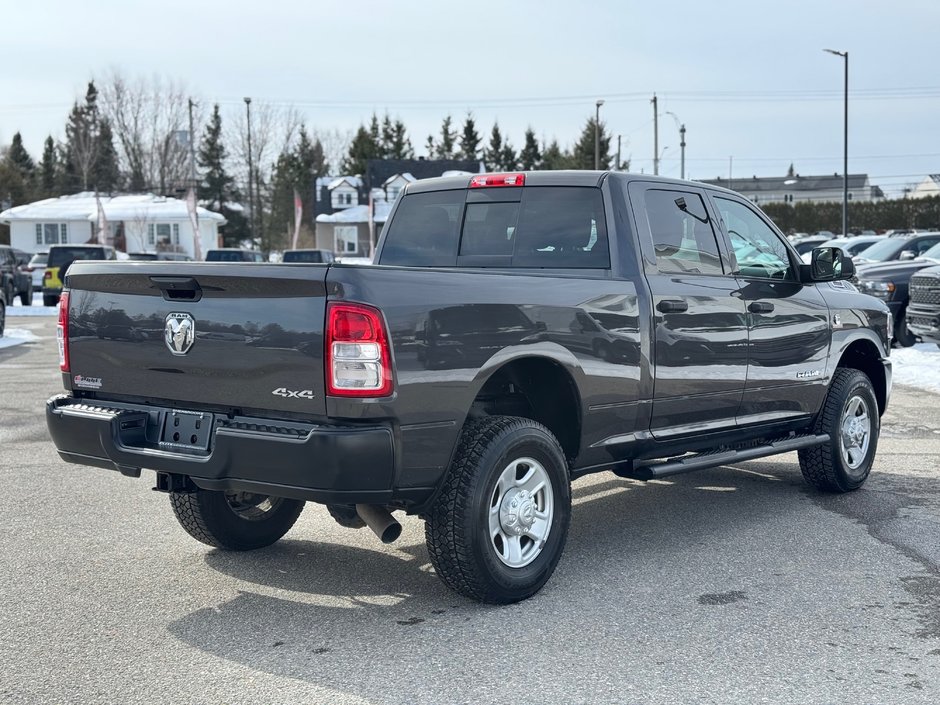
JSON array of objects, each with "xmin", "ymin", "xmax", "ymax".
[
  {"xmin": 893, "ymin": 309, "xmax": 916, "ymax": 348},
  {"xmin": 170, "ymin": 488, "xmax": 304, "ymax": 550},
  {"xmin": 425, "ymin": 416, "xmax": 571, "ymax": 604},
  {"xmin": 799, "ymin": 368, "xmax": 880, "ymax": 493}
]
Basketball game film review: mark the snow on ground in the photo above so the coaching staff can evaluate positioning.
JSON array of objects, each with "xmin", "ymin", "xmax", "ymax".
[
  {"xmin": 892, "ymin": 343, "xmax": 940, "ymax": 394},
  {"xmin": 7, "ymin": 297, "xmax": 58, "ymax": 316},
  {"xmin": 0, "ymin": 328, "xmax": 41, "ymax": 350}
]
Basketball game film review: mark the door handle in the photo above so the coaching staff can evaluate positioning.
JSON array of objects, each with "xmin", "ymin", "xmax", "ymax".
[
  {"xmin": 748, "ymin": 301, "xmax": 775, "ymax": 314},
  {"xmin": 657, "ymin": 299, "xmax": 688, "ymax": 313}
]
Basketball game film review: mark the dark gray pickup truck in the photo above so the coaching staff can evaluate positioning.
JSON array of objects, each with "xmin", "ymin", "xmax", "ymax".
[{"xmin": 47, "ymin": 171, "xmax": 892, "ymax": 603}]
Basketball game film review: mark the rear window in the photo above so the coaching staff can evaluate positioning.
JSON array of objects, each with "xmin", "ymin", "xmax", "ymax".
[
  {"xmin": 49, "ymin": 247, "xmax": 107, "ymax": 268},
  {"xmin": 380, "ymin": 186, "xmax": 609, "ymax": 269},
  {"xmin": 29, "ymin": 253, "xmax": 48, "ymax": 267}
]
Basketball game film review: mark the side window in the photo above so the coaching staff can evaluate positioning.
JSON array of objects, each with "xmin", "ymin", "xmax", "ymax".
[
  {"xmin": 644, "ymin": 189, "xmax": 723, "ymax": 275},
  {"xmin": 714, "ymin": 197, "xmax": 794, "ymax": 280},
  {"xmin": 917, "ymin": 238, "xmax": 940, "ymax": 255},
  {"xmin": 380, "ymin": 190, "xmax": 464, "ymax": 266}
]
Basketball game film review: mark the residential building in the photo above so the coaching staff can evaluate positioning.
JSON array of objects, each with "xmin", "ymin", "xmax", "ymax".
[
  {"xmin": 909, "ymin": 175, "xmax": 940, "ymax": 199},
  {"xmin": 0, "ymin": 192, "xmax": 226, "ymax": 258},
  {"xmin": 700, "ymin": 172, "xmax": 883, "ymax": 205}
]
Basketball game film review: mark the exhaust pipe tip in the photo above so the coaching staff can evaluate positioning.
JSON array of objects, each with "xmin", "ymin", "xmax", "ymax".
[{"xmin": 355, "ymin": 504, "xmax": 402, "ymax": 544}]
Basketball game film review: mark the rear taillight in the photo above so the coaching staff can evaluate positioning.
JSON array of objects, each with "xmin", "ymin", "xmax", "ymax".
[
  {"xmin": 57, "ymin": 292, "xmax": 70, "ymax": 372},
  {"xmin": 44, "ymin": 270, "xmax": 52, "ymax": 281},
  {"xmin": 469, "ymin": 173, "xmax": 526, "ymax": 188},
  {"xmin": 326, "ymin": 302, "xmax": 393, "ymax": 397}
]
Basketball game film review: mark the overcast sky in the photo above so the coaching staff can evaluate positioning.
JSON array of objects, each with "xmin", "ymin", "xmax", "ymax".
[{"xmin": 3, "ymin": 0, "xmax": 938, "ymax": 196}]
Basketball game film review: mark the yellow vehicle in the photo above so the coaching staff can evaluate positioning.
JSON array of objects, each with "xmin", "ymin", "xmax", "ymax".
[{"xmin": 43, "ymin": 244, "xmax": 115, "ymax": 306}]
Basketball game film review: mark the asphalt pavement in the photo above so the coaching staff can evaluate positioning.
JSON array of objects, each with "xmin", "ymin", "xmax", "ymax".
[{"xmin": 1, "ymin": 316, "xmax": 939, "ymax": 704}]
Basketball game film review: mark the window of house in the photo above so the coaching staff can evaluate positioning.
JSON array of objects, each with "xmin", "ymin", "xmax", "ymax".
[
  {"xmin": 714, "ymin": 197, "xmax": 794, "ymax": 280},
  {"xmin": 335, "ymin": 225, "xmax": 358, "ymax": 254},
  {"xmin": 36, "ymin": 223, "xmax": 68, "ymax": 245},
  {"xmin": 644, "ymin": 190, "xmax": 723, "ymax": 276}
]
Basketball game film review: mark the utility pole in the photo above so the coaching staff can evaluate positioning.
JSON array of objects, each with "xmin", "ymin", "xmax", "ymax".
[
  {"xmin": 187, "ymin": 99, "xmax": 197, "ymax": 190},
  {"xmin": 616, "ymin": 135, "xmax": 622, "ymax": 171},
  {"xmin": 825, "ymin": 49, "xmax": 849, "ymax": 236},
  {"xmin": 594, "ymin": 99, "xmax": 605, "ymax": 170},
  {"xmin": 679, "ymin": 124, "xmax": 686, "ymax": 180},
  {"xmin": 651, "ymin": 94, "xmax": 659, "ymax": 175},
  {"xmin": 244, "ymin": 97, "xmax": 254, "ymax": 244},
  {"xmin": 729, "ymin": 156, "xmax": 733, "ymax": 191}
]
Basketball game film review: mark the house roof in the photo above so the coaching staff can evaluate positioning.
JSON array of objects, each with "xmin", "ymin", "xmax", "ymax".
[
  {"xmin": 315, "ymin": 200, "xmax": 394, "ymax": 224},
  {"xmin": 382, "ymin": 172, "xmax": 416, "ymax": 187},
  {"xmin": 700, "ymin": 173, "xmax": 870, "ymax": 192},
  {"xmin": 328, "ymin": 176, "xmax": 362, "ymax": 190},
  {"xmin": 366, "ymin": 158, "xmax": 484, "ymax": 189},
  {"xmin": 0, "ymin": 192, "xmax": 226, "ymax": 224}
]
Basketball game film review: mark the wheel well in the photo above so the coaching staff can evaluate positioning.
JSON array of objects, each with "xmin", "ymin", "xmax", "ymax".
[
  {"xmin": 837, "ymin": 340, "xmax": 887, "ymax": 414},
  {"xmin": 470, "ymin": 358, "xmax": 582, "ymax": 462}
]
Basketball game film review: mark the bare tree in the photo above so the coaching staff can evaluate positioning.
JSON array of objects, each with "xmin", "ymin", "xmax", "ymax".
[{"xmin": 313, "ymin": 127, "xmax": 352, "ymax": 175}]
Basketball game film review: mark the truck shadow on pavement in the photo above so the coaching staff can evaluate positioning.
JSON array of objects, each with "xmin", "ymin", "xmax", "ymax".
[{"xmin": 166, "ymin": 462, "xmax": 940, "ymax": 703}]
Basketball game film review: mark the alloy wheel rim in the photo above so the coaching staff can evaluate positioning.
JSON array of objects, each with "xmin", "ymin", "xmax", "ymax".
[
  {"xmin": 488, "ymin": 457, "xmax": 554, "ymax": 568},
  {"xmin": 839, "ymin": 395, "xmax": 871, "ymax": 472}
]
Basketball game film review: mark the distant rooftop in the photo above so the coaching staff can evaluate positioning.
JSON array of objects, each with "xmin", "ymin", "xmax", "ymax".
[
  {"xmin": 700, "ymin": 173, "xmax": 870, "ymax": 192},
  {"xmin": 0, "ymin": 192, "xmax": 226, "ymax": 223}
]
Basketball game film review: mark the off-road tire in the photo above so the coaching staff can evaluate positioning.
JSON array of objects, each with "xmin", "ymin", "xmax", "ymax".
[
  {"xmin": 170, "ymin": 488, "xmax": 304, "ymax": 550},
  {"xmin": 425, "ymin": 416, "xmax": 571, "ymax": 604},
  {"xmin": 799, "ymin": 368, "xmax": 880, "ymax": 493}
]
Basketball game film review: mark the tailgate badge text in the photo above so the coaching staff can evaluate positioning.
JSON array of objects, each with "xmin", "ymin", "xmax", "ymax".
[{"xmin": 165, "ymin": 313, "xmax": 195, "ymax": 355}]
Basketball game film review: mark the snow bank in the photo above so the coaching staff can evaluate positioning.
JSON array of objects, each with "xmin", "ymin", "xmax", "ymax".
[
  {"xmin": 892, "ymin": 343, "xmax": 940, "ymax": 394},
  {"xmin": 0, "ymin": 328, "xmax": 41, "ymax": 349},
  {"xmin": 8, "ymin": 299, "xmax": 58, "ymax": 317}
]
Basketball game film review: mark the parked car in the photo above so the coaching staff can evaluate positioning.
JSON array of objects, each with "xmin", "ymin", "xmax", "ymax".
[
  {"xmin": 205, "ymin": 248, "xmax": 265, "ymax": 262},
  {"xmin": 43, "ymin": 244, "xmax": 116, "ymax": 306},
  {"xmin": 854, "ymin": 232, "xmax": 940, "ymax": 266},
  {"xmin": 48, "ymin": 171, "xmax": 891, "ymax": 604},
  {"xmin": 800, "ymin": 235, "xmax": 884, "ymax": 264},
  {"xmin": 906, "ymin": 265, "xmax": 940, "ymax": 349},
  {"xmin": 127, "ymin": 252, "xmax": 194, "ymax": 262},
  {"xmin": 792, "ymin": 236, "xmax": 830, "ymax": 255},
  {"xmin": 282, "ymin": 249, "xmax": 335, "ymax": 263},
  {"xmin": 0, "ymin": 244, "xmax": 33, "ymax": 306},
  {"xmin": 855, "ymin": 241, "xmax": 940, "ymax": 346},
  {"xmin": 27, "ymin": 252, "xmax": 47, "ymax": 291}
]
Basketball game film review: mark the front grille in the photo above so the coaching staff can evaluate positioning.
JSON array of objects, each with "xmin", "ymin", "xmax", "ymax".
[{"xmin": 910, "ymin": 274, "xmax": 940, "ymax": 306}]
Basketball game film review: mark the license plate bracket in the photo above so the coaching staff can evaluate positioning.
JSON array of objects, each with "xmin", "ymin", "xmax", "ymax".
[{"xmin": 160, "ymin": 410, "xmax": 213, "ymax": 451}]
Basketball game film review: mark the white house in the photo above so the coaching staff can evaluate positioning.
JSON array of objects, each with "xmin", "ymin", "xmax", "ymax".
[
  {"xmin": 328, "ymin": 177, "xmax": 362, "ymax": 210},
  {"xmin": 910, "ymin": 175, "xmax": 940, "ymax": 199},
  {"xmin": 315, "ymin": 200, "xmax": 394, "ymax": 257},
  {"xmin": 0, "ymin": 192, "xmax": 225, "ymax": 258},
  {"xmin": 382, "ymin": 172, "xmax": 416, "ymax": 202}
]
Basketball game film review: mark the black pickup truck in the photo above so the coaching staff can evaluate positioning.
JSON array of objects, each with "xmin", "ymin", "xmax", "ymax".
[{"xmin": 47, "ymin": 171, "xmax": 892, "ymax": 603}]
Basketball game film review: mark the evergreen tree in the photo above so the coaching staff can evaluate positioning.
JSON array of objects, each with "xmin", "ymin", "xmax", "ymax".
[
  {"xmin": 459, "ymin": 113, "xmax": 481, "ymax": 161},
  {"xmin": 539, "ymin": 139, "xmax": 571, "ymax": 170},
  {"xmin": 500, "ymin": 141, "xmax": 517, "ymax": 171},
  {"xmin": 369, "ymin": 114, "xmax": 382, "ymax": 157},
  {"xmin": 8, "ymin": 133, "xmax": 35, "ymax": 176},
  {"xmin": 197, "ymin": 105, "xmax": 233, "ymax": 209},
  {"xmin": 39, "ymin": 136, "xmax": 58, "ymax": 197},
  {"xmin": 388, "ymin": 120, "xmax": 413, "ymax": 159},
  {"xmin": 4, "ymin": 132, "xmax": 36, "ymax": 202},
  {"xmin": 424, "ymin": 134, "xmax": 435, "ymax": 159},
  {"xmin": 435, "ymin": 115, "xmax": 457, "ymax": 159},
  {"xmin": 62, "ymin": 81, "xmax": 102, "ymax": 192},
  {"xmin": 380, "ymin": 114, "xmax": 395, "ymax": 159},
  {"xmin": 519, "ymin": 127, "xmax": 540, "ymax": 170},
  {"xmin": 569, "ymin": 116, "xmax": 611, "ymax": 170},
  {"xmin": 94, "ymin": 118, "xmax": 120, "ymax": 191},
  {"xmin": 485, "ymin": 122, "xmax": 505, "ymax": 170},
  {"xmin": 343, "ymin": 123, "xmax": 380, "ymax": 175}
]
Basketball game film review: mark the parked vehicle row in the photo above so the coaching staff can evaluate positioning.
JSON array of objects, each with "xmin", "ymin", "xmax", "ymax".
[{"xmin": 907, "ymin": 265, "xmax": 940, "ymax": 348}]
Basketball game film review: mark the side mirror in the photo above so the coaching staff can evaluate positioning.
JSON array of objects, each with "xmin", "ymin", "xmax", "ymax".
[
  {"xmin": 899, "ymin": 250, "xmax": 916, "ymax": 261},
  {"xmin": 802, "ymin": 247, "xmax": 855, "ymax": 282}
]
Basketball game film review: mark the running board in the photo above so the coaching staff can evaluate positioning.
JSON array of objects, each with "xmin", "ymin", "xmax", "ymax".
[{"xmin": 624, "ymin": 433, "xmax": 830, "ymax": 481}]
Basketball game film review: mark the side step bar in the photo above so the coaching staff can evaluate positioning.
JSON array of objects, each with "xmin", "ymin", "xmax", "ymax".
[{"xmin": 622, "ymin": 433, "xmax": 830, "ymax": 481}]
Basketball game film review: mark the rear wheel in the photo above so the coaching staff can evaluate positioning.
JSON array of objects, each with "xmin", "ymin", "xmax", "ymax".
[
  {"xmin": 43, "ymin": 294, "xmax": 59, "ymax": 307},
  {"xmin": 425, "ymin": 416, "xmax": 571, "ymax": 604},
  {"xmin": 0, "ymin": 301, "xmax": 5, "ymax": 337},
  {"xmin": 799, "ymin": 368, "xmax": 880, "ymax": 493},
  {"xmin": 170, "ymin": 488, "xmax": 304, "ymax": 550},
  {"xmin": 19, "ymin": 287, "xmax": 32, "ymax": 307}
]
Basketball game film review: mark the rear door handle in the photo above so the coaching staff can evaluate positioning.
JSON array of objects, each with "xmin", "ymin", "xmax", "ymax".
[
  {"xmin": 657, "ymin": 299, "xmax": 689, "ymax": 313},
  {"xmin": 748, "ymin": 301, "xmax": 775, "ymax": 314}
]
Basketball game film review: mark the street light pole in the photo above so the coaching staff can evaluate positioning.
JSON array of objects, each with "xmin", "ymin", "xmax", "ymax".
[
  {"xmin": 825, "ymin": 48, "xmax": 849, "ymax": 237},
  {"xmin": 244, "ymin": 97, "xmax": 254, "ymax": 244},
  {"xmin": 594, "ymin": 99, "xmax": 605, "ymax": 170},
  {"xmin": 665, "ymin": 111, "xmax": 686, "ymax": 180},
  {"xmin": 651, "ymin": 94, "xmax": 659, "ymax": 175}
]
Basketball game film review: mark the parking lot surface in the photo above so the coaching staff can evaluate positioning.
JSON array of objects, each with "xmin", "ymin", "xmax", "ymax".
[{"xmin": 2, "ymin": 317, "xmax": 939, "ymax": 704}]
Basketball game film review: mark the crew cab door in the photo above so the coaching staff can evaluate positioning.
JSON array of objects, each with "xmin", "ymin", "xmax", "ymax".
[
  {"xmin": 629, "ymin": 183, "xmax": 748, "ymax": 439},
  {"xmin": 708, "ymin": 194, "xmax": 831, "ymax": 424}
]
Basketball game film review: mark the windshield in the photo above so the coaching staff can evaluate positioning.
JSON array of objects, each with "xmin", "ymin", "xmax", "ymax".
[
  {"xmin": 48, "ymin": 247, "xmax": 107, "ymax": 268},
  {"xmin": 921, "ymin": 243, "xmax": 940, "ymax": 262},
  {"xmin": 856, "ymin": 238, "xmax": 903, "ymax": 262}
]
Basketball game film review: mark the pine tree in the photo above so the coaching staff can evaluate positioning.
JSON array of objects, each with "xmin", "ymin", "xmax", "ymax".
[
  {"xmin": 485, "ymin": 123, "xmax": 504, "ymax": 170},
  {"xmin": 500, "ymin": 142, "xmax": 517, "ymax": 171},
  {"xmin": 343, "ymin": 123, "xmax": 380, "ymax": 175},
  {"xmin": 62, "ymin": 81, "xmax": 102, "ymax": 192},
  {"xmin": 94, "ymin": 118, "xmax": 120, "ymax": 192},
  {"xmin": 380, "ymin": 114, "xmax": 395, "ymax": 159},
  {"xmin": 197, "ymin": 105, "xmax": 234, "ymax": 209},
  {"xmin": 459, "ymin": 113, "xmax": 481, "ymax": 161},
  {"xmin": 369, "ymin": 114, "xmax": 382, "ymax": 157},
  {"xmin": 39, "ymin": 136, "xmax": 58, "ymax": 197},
  {"xmin": 435, "ymin": 115, "xmax": 457, "ymax": 159},
  {"xmin": 424, "ymin": 134, "xmax": 435, "ymax": 159},
  {"xmin": 569, "ymin": 116, "xmax": 611, "ymax": 170},
  {"xmin": 5, "ymin": 132, "xmax": 36, "ymax": 201},
  {"xmin": 519, "ymin": 128, "xmax": 540, "ymax": 170},
  {"xmin": 389, "ymin": 120, "xmax": 413, "ymax": 159},
  {"xmin": 539, "ymin": 139, "xmax": 571, "ymax": 170}
]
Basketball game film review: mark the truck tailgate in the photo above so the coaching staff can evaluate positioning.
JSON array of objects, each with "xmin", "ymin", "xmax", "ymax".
[{"xmin": 64, "ymin": 262, "xmax": 329, "ymax": 418}]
